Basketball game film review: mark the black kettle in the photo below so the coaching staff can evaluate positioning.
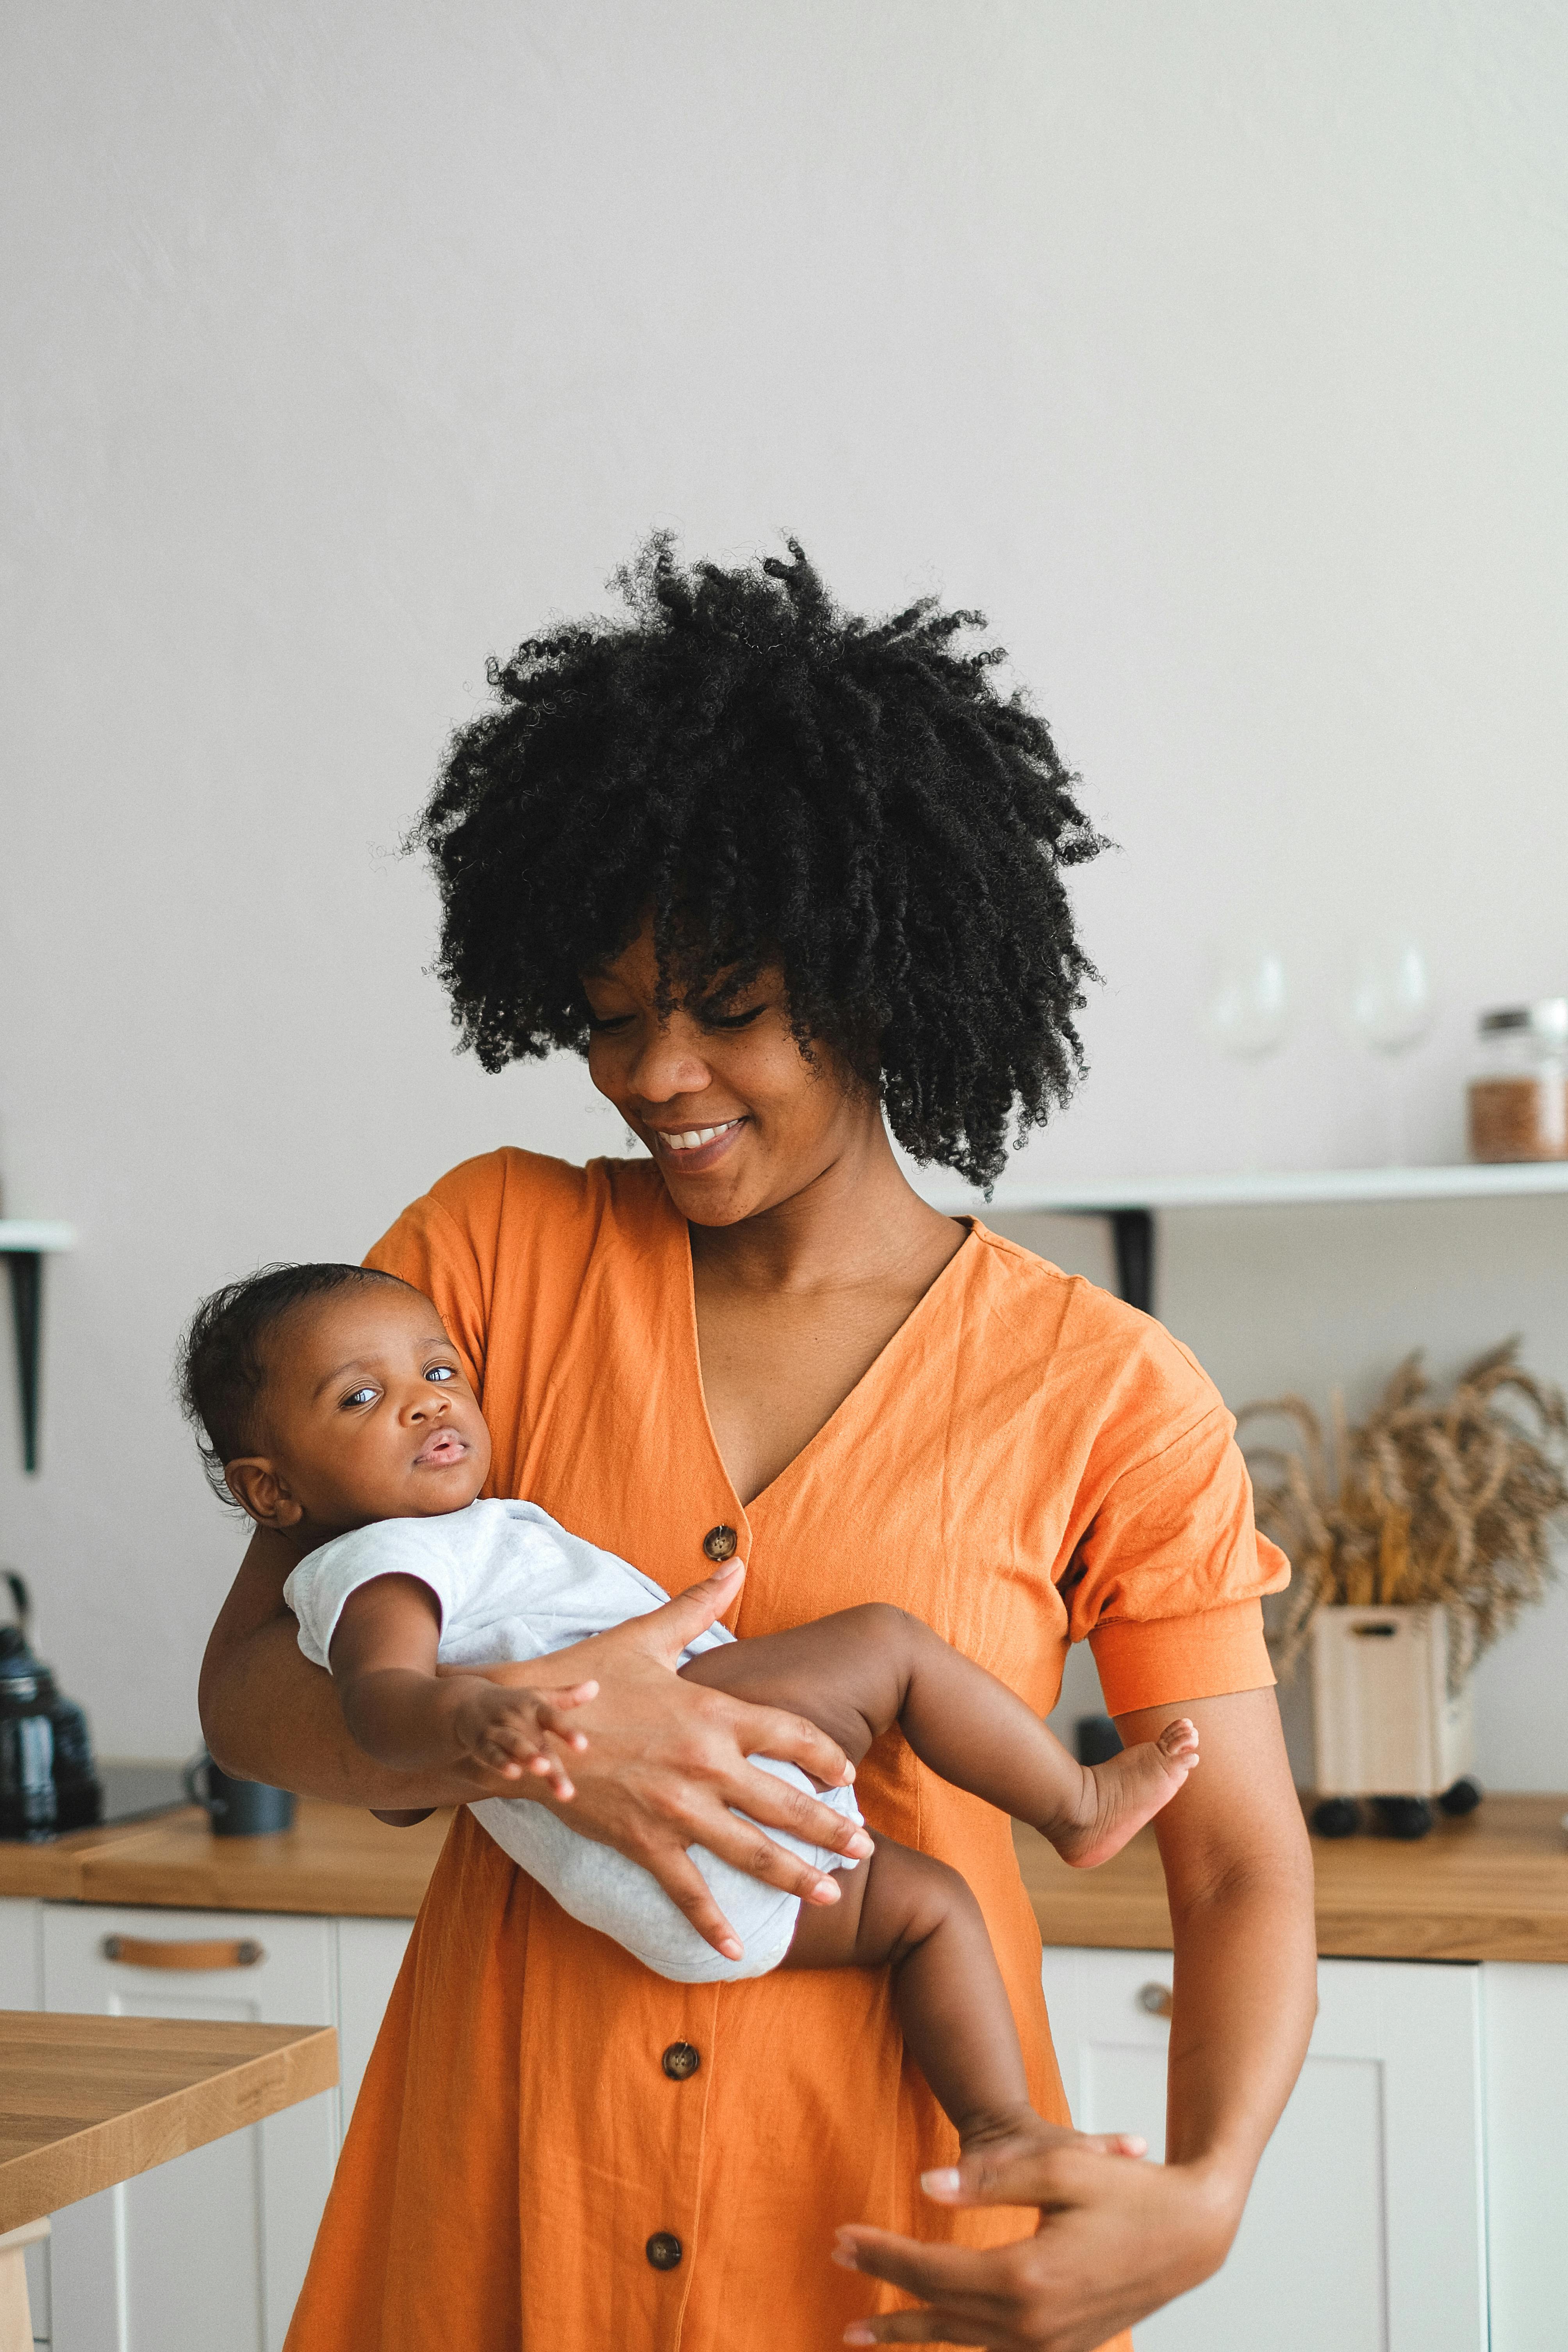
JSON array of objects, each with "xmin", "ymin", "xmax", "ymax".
[{"xmin": 0, "ymin": 1572, "xmax": 102, "ymax": 1839}]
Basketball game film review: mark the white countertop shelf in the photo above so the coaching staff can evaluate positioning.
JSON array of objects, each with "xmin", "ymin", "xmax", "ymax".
[
  {"xmin": 0, "ymin": 1221, "xmax": 76, "ymax": 1251},
  {"xmin": 926, "ymin": 1162, "xmax": 1568, "ymax": 1218}
]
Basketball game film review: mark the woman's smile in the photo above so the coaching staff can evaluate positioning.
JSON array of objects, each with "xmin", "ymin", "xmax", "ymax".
[{"xmin": 648, "ymin": 1115, "xmax": 747, "ymax": 1171}]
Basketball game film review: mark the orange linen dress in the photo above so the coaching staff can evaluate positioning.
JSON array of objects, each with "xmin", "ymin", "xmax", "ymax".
[{"xmin": 284, "ymin": 1149, "xmax": 1287, "ymax": 2352}]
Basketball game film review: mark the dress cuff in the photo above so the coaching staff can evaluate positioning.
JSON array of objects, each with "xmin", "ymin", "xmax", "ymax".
[{"xmin": 1089, "ymin": 1599, "xmax": 1275, "ymax": 1717}]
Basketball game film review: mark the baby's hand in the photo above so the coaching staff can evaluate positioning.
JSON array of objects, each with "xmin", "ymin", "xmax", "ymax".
[{"xmin": 450, "ymin": 1678, "xmax": 598, "ymax": 1801}]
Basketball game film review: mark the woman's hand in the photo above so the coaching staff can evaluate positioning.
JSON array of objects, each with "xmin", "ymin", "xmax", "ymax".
[
  {"xmin": 832, "ymin": 2134, "xmax": 1238, "ymax": 2350},
  {"xmin": 203, "ymin": 1538, "xmax": 866, "ymax": 1951},
  {"xmin": 451, "ymin": 1560, "xmax": 873, "ymax": 1958}
]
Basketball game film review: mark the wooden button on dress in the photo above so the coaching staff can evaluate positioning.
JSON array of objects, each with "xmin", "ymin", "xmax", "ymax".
[
  {"xmin": 701, "ymin": 1524, "xmax": 738, "ymax": 1561},
  {"xmin": 661, "ymin": 2041, "xmax": 700, "ymax": 2081},
  {"xmin": 645, "ymin": 2232, "xmax": 683, "ymax": 2270}
]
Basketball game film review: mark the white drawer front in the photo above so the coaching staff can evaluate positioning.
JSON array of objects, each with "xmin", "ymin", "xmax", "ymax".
[{"xmin": 42, "ymin": 1904, "xmax": 336, "ymax": 2352}]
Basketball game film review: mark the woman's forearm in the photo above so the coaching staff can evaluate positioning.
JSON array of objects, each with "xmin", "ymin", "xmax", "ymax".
[
  {"xmin": 1164, "ymin": 1856, "xmax": 1318, "ymax": 2197},
  {"xmin": 200, "ymin": 1609, "xmax": 479, "ymax": 1807},
  {"xmin": 1124, "ymin": 1688, "xmax": 1318, "ymax": 2218}
]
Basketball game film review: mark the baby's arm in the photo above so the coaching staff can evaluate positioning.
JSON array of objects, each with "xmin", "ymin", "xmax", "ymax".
[{"xmin": 328, "ymin": 1574, "xmax": 597, "ymax": 1800}]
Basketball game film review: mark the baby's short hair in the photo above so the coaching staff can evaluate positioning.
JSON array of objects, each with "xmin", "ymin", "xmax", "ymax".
[{"xmin": 178, "ymin": 1262, "xmax": 413, "ymax": 1506}]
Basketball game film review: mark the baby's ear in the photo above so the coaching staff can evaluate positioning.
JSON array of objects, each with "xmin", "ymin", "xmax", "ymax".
[{"xmin": 223, "ymin": 1458, "xmax": 302, "ymax": 1531}]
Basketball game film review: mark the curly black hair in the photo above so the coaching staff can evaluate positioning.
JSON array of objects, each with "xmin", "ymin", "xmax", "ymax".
[{"xmin": 412, "ymin": 537, "xmax": 1104, "ymax": 1188}]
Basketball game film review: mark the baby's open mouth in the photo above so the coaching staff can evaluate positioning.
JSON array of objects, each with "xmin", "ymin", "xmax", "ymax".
[{"xmin": 413, "ymin": 1430, "xmax": 467, "ymax": 1469}]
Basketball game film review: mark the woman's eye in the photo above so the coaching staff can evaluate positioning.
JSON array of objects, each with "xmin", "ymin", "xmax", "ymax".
[
  {"xmin": 425, "ymin": 1365, "xmax": 456, "ymax": 1384},
  {"xmin": 585, "ymin": 1010, "xmax": 633, "ymax": 1033},
  {"xmin": 343, "ymin": 1387, "xmax": 377, "ymax": 1410},
  {"xmin": 702, "ymin": 1003, "xmax": 766, "ymax": 1031}
]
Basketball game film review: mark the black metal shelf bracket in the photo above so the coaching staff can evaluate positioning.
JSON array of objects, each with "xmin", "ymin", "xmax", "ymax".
[
  {"xmin": 1108, "ymin": 1208, "xmax": 1155, "ymax": 1316},
  {"xmin": 3, "ymin": 1253, "xmax": 44, "ymax": 1474}
]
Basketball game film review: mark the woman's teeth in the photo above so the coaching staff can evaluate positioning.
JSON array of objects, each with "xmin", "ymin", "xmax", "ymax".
[{"xmin": 660, "ymin": 1121, "xmax": 740, "ymax": 1153}]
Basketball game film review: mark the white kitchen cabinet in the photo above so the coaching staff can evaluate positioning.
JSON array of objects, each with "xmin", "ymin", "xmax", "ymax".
[
  {"xmin": 1480, "ymin": 1960, "xmax": 1568, "ymax": 2352},
  {"xmin": 1040, "ymin": 1946, "xmax": 1488, "ymax": 2352},
  {"xmin": 0, "ymin": 1896, "xmax": 42, "ymax": 2009},
  {"xmin": 334, "ymin": 1917, "xmax": 413, "ymax": 2133},
  {"xmin": 41, "ymin": 1905, "xmax": 337, "ymax": 2352}
]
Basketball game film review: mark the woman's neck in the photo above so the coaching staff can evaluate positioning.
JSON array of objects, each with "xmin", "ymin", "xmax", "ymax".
[{"xmin": 688, "ymin": 1112, "xmax": 965, "ymax": 1299}]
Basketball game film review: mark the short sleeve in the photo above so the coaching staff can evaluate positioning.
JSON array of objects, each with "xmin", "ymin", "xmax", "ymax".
[
  {"xmin": 283, "ymin": 1521, "xmax": 467, "ymax": 1670},
  {"xmin": 363, "ymin": 1156, "xmax": 510, "ymax": 1397},
  {"xmin": 1067, "ymin": 1357, "xmax": 1290, "ymax": 1716}
]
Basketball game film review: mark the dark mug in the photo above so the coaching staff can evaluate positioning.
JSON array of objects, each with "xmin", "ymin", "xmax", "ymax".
[{"xmin": 182, "ymin": 1751, "xmax": 295, "ymax": 1838}]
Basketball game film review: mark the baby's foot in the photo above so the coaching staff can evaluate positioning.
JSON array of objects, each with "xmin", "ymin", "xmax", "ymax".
[{"xmin": 1049, "ymin": 1718, "xmax": 1199, "ymax": 1870}]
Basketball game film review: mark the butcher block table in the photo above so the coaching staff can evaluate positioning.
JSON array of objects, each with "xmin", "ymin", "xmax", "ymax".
[{"xmin": 0, "ymin": 2011, "xmax": 337, "ymax": 2350}]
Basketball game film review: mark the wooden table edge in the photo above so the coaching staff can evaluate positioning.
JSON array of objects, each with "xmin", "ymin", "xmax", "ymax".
[{"xmin": 0, "ymin": 2021, "xmax": 338, "ymax": 2233}]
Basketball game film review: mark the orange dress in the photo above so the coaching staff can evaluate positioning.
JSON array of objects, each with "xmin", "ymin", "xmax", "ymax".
[{"xmin": 284, "ymin": 1151, "xmax": 1287, "ymax": 2352}]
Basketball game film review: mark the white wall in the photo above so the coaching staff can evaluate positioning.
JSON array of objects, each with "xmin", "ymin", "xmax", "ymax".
[{"xmin": 2, "ymin": 2, "xmax": 1566, "ymax": 1772}]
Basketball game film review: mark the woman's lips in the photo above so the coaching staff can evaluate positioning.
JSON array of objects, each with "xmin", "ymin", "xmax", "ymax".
[
  {"xmin": 648, "ymin": 1117, "xmax": 745, "ymax": 1173},
  {"xmin": 413, "ymin": 1429, "xmax": 467, "ymax": 1469}
]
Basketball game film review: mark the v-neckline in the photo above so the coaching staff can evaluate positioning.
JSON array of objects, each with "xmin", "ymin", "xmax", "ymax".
[{"xmin": 669, "ymin": 1199, "xmax": 976, "ymax": 1520}]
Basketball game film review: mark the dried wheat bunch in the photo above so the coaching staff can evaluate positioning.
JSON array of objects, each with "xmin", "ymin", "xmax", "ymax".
[{"xmin": 1236, "ymin": 1342, "xmax": 1568, "ymax": 1690}]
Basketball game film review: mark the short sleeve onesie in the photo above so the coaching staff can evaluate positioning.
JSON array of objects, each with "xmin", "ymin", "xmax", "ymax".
[{"xmin": 284, "ymin": 1151, "xmax": 1287, "ymax": 2352}]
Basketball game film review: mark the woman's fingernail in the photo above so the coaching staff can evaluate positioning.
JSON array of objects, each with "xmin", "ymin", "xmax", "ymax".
[
  {"xmin": 921, "ymin": 2167, "xmax": 962, "ymax": 2197},
  {"xmin": 847, "ymin": 1833, "xmax": 874, "ymax": 1858},
  {"xmin": 842, "ymin": 1762, "xmax": 856, "ymax": 1783},
  {"xmin": 844, "ymin": 2326, "xmax": 875, "ymax": 2342},
  {"xmin": 720, "ymin": 1938, "xmax": 743, "ymax": 1960},
  {"xmin": 830, "ymin": 2243, "xmax": 860, "ymax": 2271}
]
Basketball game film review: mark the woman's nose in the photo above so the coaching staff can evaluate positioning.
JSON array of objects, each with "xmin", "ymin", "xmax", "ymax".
[{"xmin": 626, "ymin": 1017, "xmax": 712, "ymax": 1104}]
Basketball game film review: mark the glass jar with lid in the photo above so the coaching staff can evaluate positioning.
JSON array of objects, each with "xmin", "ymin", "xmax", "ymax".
[{"xmin": 1467, "ymin": 1000, "xmax": 1568, "ymax": 1162}]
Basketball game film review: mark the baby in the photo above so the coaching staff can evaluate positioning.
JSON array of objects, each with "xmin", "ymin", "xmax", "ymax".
[{"xmin": 180, "ymin": 1261, "xmax": 1197, "ymax": 2166}]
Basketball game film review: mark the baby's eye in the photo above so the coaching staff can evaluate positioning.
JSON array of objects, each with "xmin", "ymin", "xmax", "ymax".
[
  {"xmin": 343, "ymin": 1387, "xmax": 377, "ymax": 1410},
  {"xmin": 425, "ymin": 1365, "xmax": 456, "ymax": 1384}
]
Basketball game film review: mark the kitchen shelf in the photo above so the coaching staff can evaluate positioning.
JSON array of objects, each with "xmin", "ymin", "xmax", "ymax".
[
  {"xmin": 0, "ymin": 1222, "xmax": 77, "ymax": 1475},
  {"xmin": 922, "ymin": 1162, "xmax": 1568, "ymax": 1314}
]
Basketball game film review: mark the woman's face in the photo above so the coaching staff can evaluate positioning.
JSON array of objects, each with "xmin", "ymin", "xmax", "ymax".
[{"xmin": 583, "ymin": 925, "xmax": 880, "ymax": 1226}]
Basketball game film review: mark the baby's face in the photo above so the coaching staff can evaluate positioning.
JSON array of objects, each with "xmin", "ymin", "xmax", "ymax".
[{"xmin": 232, "ymin": 1284, "xmax": 492, "ymax": 1537}]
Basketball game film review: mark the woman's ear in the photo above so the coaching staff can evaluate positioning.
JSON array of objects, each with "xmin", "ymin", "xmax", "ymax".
[{"xmin": 223, "ymin": 1458, "xmax": 303, "ymax": 1530}]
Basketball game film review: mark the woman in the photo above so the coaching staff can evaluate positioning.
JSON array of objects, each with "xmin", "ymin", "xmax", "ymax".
[{"xmin": 201, "ymin": 540, "xmax": 1316, "ymax": 2352}]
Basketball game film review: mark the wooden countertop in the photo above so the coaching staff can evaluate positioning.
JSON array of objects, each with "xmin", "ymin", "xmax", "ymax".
[
  {"xmin": 1015, "ymin": 1792, "xmax": 1568, "ymax": 1965},
  {"xmin": 0, "ymin": 1801, "xmax": 452, "ymax": 1919},
  {"xmin": 2, "ymin": 1794, "xmax": 1565, "ymax": 1960},
  {"xmin": 0, "ymin": 2011, "xmax": 338, "ymax": 2230}
]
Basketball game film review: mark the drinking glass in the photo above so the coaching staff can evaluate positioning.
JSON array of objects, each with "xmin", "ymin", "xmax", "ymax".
[
  {"xmin": 1204, "ymin": 945, "xmax": 1290, "ymax": 1168},
  {"xmin": 1341, "ymin": 936, "xmax": 1433, "ymax": 1163}
]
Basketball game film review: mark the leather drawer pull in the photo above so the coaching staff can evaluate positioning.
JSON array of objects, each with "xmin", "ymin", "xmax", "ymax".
[{"xmin": 102, "ymin": 1933, "xmax": 264, "ymax": 1971}]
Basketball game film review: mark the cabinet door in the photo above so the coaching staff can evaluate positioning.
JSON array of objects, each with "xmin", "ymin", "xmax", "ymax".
[
  {"xmin": 1481, "ymin": 1959, "xmax": 1568, "ymax": 2352},
  {"xmin": 334, "ymin": 1917, "xmax": 413, "ymax": 2131},
  {"xmin": 1040, "ymin": 1947, "xmax": 1487, "ymax": 2352},
  {"xmin": 41, "ymin": 1904, "xmax": 337, "ymax": 2352}
]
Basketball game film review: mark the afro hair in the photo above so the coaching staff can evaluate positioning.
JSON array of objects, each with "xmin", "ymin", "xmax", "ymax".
[{"xmin": 412, "ymin": 536, "xmax": 1104, "ymax": 1190}]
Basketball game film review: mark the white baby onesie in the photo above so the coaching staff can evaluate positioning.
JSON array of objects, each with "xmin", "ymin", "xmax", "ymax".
[{"xmin": 283, "ymin": 1497, "xmax": 863, "ymax": 1984}]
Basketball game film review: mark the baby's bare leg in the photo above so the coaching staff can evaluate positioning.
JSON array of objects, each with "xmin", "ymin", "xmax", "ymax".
[
  {"xmin": 783, "ymin": 1834, "xmax": 1034, "ymax": 2145},
  {"xmin": 678, "ymin": 1603, "xmax": 1197, "ymax": 1864}
]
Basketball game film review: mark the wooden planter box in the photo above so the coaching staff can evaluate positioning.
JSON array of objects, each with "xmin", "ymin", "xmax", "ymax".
[{"xmin": 1310, "ymin": 1604, "xmax": 1475, "ymax": 1797}]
